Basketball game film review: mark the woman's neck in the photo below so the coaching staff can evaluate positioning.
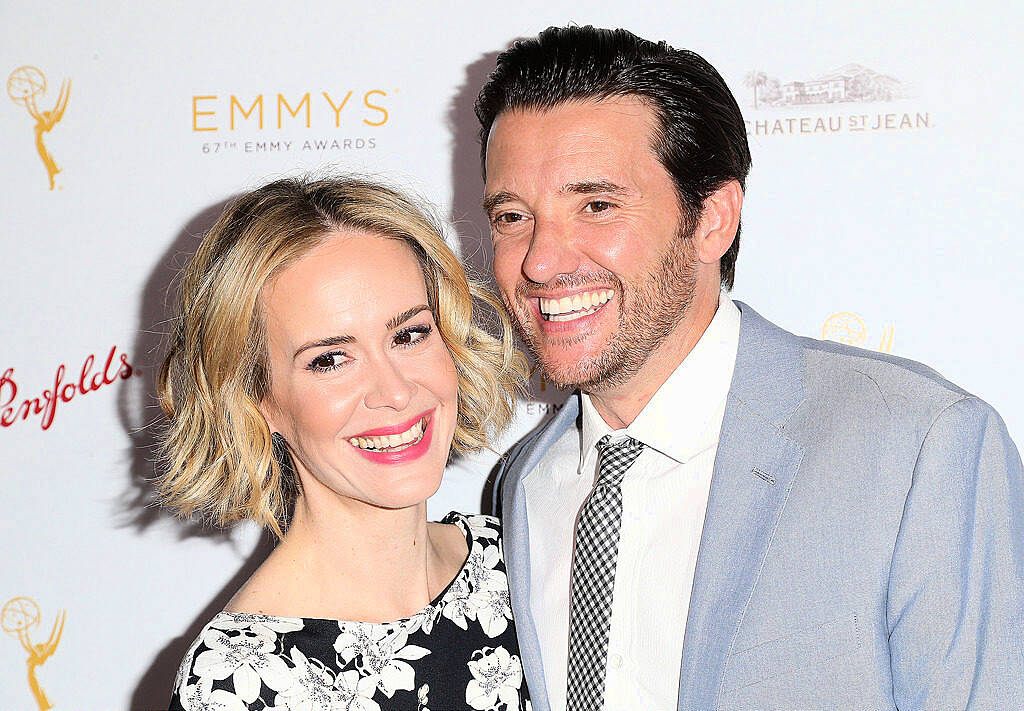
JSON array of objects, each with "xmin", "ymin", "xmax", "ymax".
[{"xmin": 229, "ymin": 494, "xmax": 465, "ymax": 622}]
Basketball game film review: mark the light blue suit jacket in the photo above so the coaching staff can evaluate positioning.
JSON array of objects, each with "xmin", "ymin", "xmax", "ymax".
[{"xmin": 496, "ymin": 302, "xmax": 1024, "ymax": 710}]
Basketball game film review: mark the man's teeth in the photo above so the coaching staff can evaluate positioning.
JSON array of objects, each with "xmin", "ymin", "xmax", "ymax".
[
  {"xmin": 539, "ymin": 290, "xmax": 613, "ymax": 321},
  {"xmin": 349, "ymin": 418, "xmax": 426, "ymax": 452}
]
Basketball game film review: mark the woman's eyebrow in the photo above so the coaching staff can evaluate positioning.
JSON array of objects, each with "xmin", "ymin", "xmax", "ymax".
[
  {"xmin": 292, "ymin": 305, "xmax": 431, "ymax": 361},
  {"xmin": 387, "ymin": 305, "xmax": 431, "ymax": 330},
  {"xmin": 293, "ymin": 334, "xmax": 354, "ymax": 361}
]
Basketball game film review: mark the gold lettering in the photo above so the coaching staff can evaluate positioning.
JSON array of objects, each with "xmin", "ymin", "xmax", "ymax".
[
  {"xmin": 323, "ymin": 91, "xmax": 354, "ymax": 127},
  {"xmin": 230, "ymin": 95, "xmax": 264, "ymax": 130},
  {"xmin": 277, "ymin": 93, "xmax": 311, "ymax": 129},
  {"xmin": 363, "ymin": 90, "xmax": 389, "ymax": 126},
  {"xmin": 192, "ymin": 95, "xmax": 217, "ymax": 132}
]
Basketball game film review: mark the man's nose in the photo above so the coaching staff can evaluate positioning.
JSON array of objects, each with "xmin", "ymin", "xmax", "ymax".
[
  {"xmin": 521, "ymin": 215, "xmax": 580, "ymax": 285},
  {"xmin": 362, "ymin": 354, "xmax": 417, "ymax": 411}
]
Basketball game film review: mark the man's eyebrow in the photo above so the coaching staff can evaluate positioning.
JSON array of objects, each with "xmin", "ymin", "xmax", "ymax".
[
  {"xmin": 386, "ymin": 304, "xmax": 431, "ymax": 331},
  {"xmin": 483, "ymin": 182, "xmax": 631, "ymax": 214},
  {"xmin": 292, "ymin": 305, "xmax": 431, "ymax": 361},
  {"xmin": 561, "ymin": 180, "xmax": 630, "ymax": 196},
  {"xmin": 482, "ymin": 190, "xmax": 519, "ymax": 215}
]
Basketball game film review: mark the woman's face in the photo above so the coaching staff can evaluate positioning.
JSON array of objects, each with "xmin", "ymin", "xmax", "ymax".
[{"xmin": 259, "ymin": 232, "xmax": 459, "ymax": 511}]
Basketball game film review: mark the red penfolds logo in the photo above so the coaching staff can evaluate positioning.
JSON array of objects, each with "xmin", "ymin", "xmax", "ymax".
[{"xmin": 1, "ymin": 346, "xmax": 135, "ymax": 431}]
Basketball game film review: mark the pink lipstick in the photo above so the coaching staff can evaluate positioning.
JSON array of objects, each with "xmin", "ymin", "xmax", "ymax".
[{"xmin": 347, "ymin": 409, "xmax": 434, "ymax": 465}]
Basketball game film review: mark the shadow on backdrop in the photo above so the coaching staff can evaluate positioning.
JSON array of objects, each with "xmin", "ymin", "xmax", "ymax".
[
  {"xmin": 116, "ymin": 199, "xmax": 237, "ymax": 540},
  {"xmin": 446, "ymin": 51, "xmax": 499, "ymax": 289},
  {"xmin": 127, "ymin": 530, "xmax": 274, "ymax": 710},
  {"xmin": 445, "ymin": 49, "xmax": 571, "ymax": 516},
  {"xmin": 117, "ymin": 200, "xmax": 276, "ymax": 709}
]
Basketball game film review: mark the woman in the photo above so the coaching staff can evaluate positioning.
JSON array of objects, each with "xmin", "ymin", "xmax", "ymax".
[{"xmin": 158, "ymin": 177, "xmax": 529, "ymax": 711}]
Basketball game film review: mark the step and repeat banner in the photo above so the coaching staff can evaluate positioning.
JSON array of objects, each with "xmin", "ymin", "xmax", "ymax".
[{"xmin": 2, "ymin": 1, "xmax": 1021, "ymax": 708}]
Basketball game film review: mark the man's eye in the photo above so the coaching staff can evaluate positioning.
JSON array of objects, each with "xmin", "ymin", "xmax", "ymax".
[
  {"xmin": 493, "ymin": 212, "xmax": 525, "ymax": 225},
  {"xmin": 584, "ymin": 200, "xmax": 613, "ymax": 213},
  {"xmin": 308, "ymin": 352, "xmax": 348, "ymax": 372},
  {"xmin": 394, "ymin": 324, "xmax": 432, "ymax": 347}
]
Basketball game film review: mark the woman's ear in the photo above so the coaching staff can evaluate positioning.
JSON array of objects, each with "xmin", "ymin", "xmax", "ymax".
[{"xmin": 259, "ymin": 396, "xmax": 282, "ymax": 437}]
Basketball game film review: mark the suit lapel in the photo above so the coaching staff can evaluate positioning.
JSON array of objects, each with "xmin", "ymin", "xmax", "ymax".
[
  {"xmin": 503, "ymin": 396, "xmax": 579, "ymax": 711},
  {"xmin": 678, "ymin": 302, "xmax": 806, "ymax": 710}
]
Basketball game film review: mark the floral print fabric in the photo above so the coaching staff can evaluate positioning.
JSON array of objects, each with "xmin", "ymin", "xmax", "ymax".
[{"xmin": 169, "ymin": 513, "xmax": 530, "ymax": 711}]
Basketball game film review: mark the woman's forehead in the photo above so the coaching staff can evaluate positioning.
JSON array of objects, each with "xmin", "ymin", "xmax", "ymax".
[{"xmin": 262, "ymin": 235, "xmax": 428, "ymax": 342}]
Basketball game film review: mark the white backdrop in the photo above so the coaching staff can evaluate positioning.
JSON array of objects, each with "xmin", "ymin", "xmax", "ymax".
[{"xmin": 2, "ymin": 1, "xmax": 1022, "ymax": 708}]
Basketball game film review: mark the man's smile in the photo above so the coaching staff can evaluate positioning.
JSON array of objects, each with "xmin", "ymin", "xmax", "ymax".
[{"xmin": 538, "ymin": 289, "xmax": 614, "ymax": 321}]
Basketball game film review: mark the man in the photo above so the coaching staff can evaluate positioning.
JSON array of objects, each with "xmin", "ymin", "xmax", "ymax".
[{"xmin": 476, "ymin": 26, "xmax": 1024, "ymax": 711}]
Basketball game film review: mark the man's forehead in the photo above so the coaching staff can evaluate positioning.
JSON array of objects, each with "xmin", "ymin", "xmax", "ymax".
[
  {"xmin": 487, "ymin": 96, "xmax": 656, "ymax": 146},
  {"xmin": 483, "ymin": 98, "xmax": 661, "ymax": 193}
]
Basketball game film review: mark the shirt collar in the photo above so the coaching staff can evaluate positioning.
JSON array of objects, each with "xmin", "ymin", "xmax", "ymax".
[{"xmin": 578, "ymin": 293, "xmax": 741, "ymax": 473}]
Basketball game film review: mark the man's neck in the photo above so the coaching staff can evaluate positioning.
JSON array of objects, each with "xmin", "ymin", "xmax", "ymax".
[{"xmin": 588, "ymin": 289, "xmax": 721, "ymax": 430}]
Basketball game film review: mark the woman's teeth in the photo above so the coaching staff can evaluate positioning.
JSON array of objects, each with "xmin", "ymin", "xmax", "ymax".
[
  {"xmin": 539, "ymin": 290, "xmax": 613, "ymax": 321},
  {"xmin": 349, "ymin": 417, "xmax": 427, "ymax": 452}
]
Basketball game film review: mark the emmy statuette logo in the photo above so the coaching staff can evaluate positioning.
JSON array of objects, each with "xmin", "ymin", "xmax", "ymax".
[
  {"xmin": 822, "ymin": 312, "xmax": 895, "ymax": 353},
  {"xmin": 2, "ymin": 597, "xmax": 65, "ymax": 711},
  {"xmin": 7, "ymin": 66, "xmax": 71, "ymax": 191}
]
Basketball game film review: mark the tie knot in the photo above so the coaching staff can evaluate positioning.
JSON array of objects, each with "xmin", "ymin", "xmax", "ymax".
[
  {"xmin": 595, "ymin": 435, "xmax": 645, "ymax": 486},
  {"xmin": 596, "ymin": 434, "xmax": 643, "ymax": 454}
]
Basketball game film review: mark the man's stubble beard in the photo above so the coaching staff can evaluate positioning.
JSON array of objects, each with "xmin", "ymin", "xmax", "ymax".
[{"xmin": 504, "ymin": 224, "xmax": 698, "ymax": 393}]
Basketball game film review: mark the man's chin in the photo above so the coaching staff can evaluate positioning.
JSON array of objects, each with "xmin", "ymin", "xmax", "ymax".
[
  {"xmin": 536, "ymin": 352, "xmax": 609, "ymax": 391},
  {"xmin": 536, "ymin": 337, "xmax": 648, "ymax": 393},
  {"xmin": 511, "ymin": 313, "xmax": 622, "ymax": 388}
]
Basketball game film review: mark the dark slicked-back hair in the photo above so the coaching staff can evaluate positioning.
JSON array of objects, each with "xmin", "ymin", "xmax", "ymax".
[{"xmin": 475, "ymin": 25, "xmax": 751, "ymax": 289}]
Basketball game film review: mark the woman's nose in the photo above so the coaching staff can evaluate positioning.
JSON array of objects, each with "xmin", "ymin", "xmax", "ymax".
[{"xmin": 362, "ymin": 355, "xmax": 417, "ymax": 411}]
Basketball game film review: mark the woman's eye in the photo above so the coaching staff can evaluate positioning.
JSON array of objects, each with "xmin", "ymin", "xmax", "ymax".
[
  {"xmin": 584, "ymin": 200, "xmax": 613, "ymax": 213},
  {"xmin": 308, "ymin": 351, "xmax": 348, "ymax": 372},
  {"xmin": 394, "ymin": 324, "xmax": 431, "ymax": 347}
]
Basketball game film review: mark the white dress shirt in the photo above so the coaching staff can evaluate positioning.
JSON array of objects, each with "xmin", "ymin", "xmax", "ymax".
[{"xmin": 523, "ymin": 295, "xmax": 741, "ymax": 711}]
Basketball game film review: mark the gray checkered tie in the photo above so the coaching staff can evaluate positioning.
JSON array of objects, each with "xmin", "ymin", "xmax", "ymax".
[{"xmin": 566, "ymin": 434, "xmax": 645, "ymax": 711}]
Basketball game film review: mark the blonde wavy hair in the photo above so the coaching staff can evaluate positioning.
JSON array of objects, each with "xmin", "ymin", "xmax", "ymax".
[{"xmin": 156, "ymin": 177, "xmax": 527, "ymax": 537}]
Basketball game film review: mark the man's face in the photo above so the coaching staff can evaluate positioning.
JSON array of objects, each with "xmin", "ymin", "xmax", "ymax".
[{"xmin": 483, "ymin": 97, "xmax": 698, "ymax": 391}]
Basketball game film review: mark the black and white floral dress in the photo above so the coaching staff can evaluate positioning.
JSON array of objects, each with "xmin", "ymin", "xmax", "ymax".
[{"xmin": 169, "ymin": 513, "xmax": 530, "ymax": 711}]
